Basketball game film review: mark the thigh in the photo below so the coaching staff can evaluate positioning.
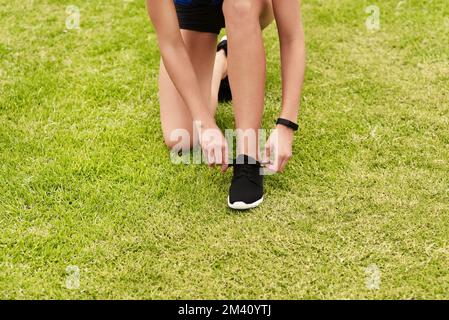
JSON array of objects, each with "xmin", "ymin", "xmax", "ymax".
[{"xmin": 159, "ymin": 30, "xmax": 218, "ymax": 149}]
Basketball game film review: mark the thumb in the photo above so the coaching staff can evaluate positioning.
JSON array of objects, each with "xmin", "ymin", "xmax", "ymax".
[{"xmin": 221, "ymin": 143, "xmax": 229, "ymax": 172}]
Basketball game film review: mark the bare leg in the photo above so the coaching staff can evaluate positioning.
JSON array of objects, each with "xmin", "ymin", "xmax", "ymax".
[
  {"xmin": 159, "ymin": 30, "xmax": 218, "ymax": 150},
  {"xmin": 223, "ymin": 0, "xmax": 274, "ymax": 159},
  {"xmin": 210, "ymin": 45, "xmax": 228, "ymax": 115}
]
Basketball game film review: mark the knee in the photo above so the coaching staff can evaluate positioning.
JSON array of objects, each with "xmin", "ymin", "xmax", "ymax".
[
  {"xmin": 164, "ymin": 137, "xmax": 192, "ymax": 152},
  {"xmin": 164, "ymin": 138, "xmax": 189, "ymax": 151},
  {"xmin": 223, "ymin": 0, "xmax": 260, "ymax": 30},
  {"xmin": 163, "ymin": 128, "xmax": 196, "ymax": 151}
]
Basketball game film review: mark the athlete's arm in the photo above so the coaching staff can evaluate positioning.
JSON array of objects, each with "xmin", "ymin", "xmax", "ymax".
[
  {"xmin": 146, "ymin": 0, "xmax": 228, "ymax": 170},
  {"xmin": 264, "ymin": 0, "xmax": 305, "ymax": 172},
  {"xmin": 146, "ymin": 0, "xmax": 215, "ymax": 127},
  {"xmin": 273, "ymin": 0, "xmax": 306, "ymax": 123}
]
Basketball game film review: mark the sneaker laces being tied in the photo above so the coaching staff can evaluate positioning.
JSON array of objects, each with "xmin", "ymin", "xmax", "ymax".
[{"xmin": 229, "ymin": 161, "xmax": 262, "ymax": 185}]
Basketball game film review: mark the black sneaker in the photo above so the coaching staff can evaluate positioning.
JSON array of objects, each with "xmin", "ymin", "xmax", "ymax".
[{"xmin": 228, "ymin": 154, "xmax": 264, "ymax": 210}]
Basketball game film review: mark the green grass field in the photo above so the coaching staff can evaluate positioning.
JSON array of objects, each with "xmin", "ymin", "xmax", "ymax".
[{"xmin": 1, "ymin": 0, "xmax": 448, "ymax": 299}]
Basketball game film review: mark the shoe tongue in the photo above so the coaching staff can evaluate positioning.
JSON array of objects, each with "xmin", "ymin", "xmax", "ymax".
[{"xmin": 236, "ymin": 154, "xmax": 259, "ymax": 166}]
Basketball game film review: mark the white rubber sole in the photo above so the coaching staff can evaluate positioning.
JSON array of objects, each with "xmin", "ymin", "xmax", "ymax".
[{"xmin": 227, "ymin": 196, "xmax": 264, "ymax": 210}]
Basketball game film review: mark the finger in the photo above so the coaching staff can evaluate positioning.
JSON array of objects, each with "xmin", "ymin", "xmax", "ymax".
[
  {"xmin": 266, "ymin": 164, "xmax": 277, "ymax": 173},
  {"xmin": 203, "ymin": 147, "xmax": 210, "ymax": 166},
  {"xmin": 263, "ymin": 142, "xmax": 271, "ymax": 164},
  {"xmin": 268, "ymin": 154, "xmax": 283, "ymax": 172},
  {"xmin": 214, "ymin": 144, "xmax": 223, "ymax": 164},
  {"xmin": 208, "ymin": 148, "xmax": 215, "ymax": 167},
  {"xmin": 221, "ymin": 144, "xmax": 229, "ymax": 173},
  {"xmin": 278, "ymin": 157, "xmax": 288, "ymax": 173},
  {"xmin": 221, "ymin": 162, "xmax": 229, "ymax": 172},
  {"xmin": 266, "ymin": 158, "xmax": 278, "ymax": 172},
  {"xmin": 204, "ymin": 146, "xmax": 214, "ymax": 167},
  {"xmin": 280, "ymin": 152, "xmax": 293, "ymax": 172}
]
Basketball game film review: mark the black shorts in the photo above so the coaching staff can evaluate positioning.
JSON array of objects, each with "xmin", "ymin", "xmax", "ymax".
[{"xmin": 174, "ymin": 0, "xmax": 225, "ymax": 34}]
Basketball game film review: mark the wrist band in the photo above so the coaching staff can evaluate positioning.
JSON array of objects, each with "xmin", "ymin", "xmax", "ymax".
[{"xmin": 276, "ymin": 118, "xmax": 299, "ymax": 131}]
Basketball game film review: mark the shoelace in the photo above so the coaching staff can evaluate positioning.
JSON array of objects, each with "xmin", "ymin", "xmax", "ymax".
[{"xmin": 229, "ymin": 161, "xmax": 262, "ymax": 185}]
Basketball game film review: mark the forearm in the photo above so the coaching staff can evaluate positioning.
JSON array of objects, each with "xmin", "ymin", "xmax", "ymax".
[
  {"xmin": 279, "ymin": 36, "xmax": 306, "ymax": 122},
  {"xmin": 273, "ymin": 0, "xmax": 306, "ymax": 124},
  {"xmin": 159, "ymin": 40, "xmax": 214, "ymax": 126},
  {"xmin": 146, "ymin": 0, "xmax": 214, "ymax": 127}
]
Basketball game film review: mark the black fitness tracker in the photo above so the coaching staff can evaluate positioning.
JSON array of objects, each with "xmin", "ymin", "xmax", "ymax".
[{"xmin": 276, "ymin": 118, "xmax": 299, "ymax": 131}]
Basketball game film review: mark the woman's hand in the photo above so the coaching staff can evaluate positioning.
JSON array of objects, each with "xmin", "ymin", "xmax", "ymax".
[
  {"xmin": 263, "ymin": 125, "xmax": 294, "ymax": 172},
  {"xmin": 197, "ymin": 121, "xmax": 229, "ymax": 173}
]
